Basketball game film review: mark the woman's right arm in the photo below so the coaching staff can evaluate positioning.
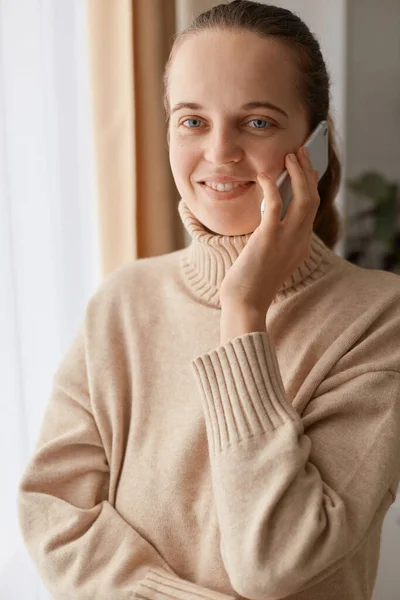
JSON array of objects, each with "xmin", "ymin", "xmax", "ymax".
[{"xmin": 17, "ymin": 320, "xmax": 235, "ymax": 600}]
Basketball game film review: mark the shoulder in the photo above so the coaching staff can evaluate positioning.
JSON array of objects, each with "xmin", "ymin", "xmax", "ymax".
[
  {"xmin": 73, "ymin": 249, "xmax": 185, "ymax": 354},
  {"xmin": 317, "ymin": 251, "xmax": 400, "ymax": 372},
  {"xmin": 86, "ymin": 249, "xmax": 184, "ymax": 312},
  {"xmin": 321, "ymin": 247, "xmax": 400, "ymax": 308}
]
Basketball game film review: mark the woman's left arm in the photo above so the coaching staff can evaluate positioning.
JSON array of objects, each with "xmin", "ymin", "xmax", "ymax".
[
  {"xmin": 190, "ymin": 327, "xmax": 400, "ymax": 600},
  {"xmin": 190, "ymin": 144, "xmax": 400, "ymax": 600}
]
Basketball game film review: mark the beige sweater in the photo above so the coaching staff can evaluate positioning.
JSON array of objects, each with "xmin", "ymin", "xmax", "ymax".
[{"xmin": 18, "ymin": 199, "xmax": 400, "ymax": 600}]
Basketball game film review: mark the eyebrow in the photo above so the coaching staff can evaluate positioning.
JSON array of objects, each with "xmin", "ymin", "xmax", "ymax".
[{"xmin": 171, "ymin": 101, "xmax": 289, "ymax": 119}]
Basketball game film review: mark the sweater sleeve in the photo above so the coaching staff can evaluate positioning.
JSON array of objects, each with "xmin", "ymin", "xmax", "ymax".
[
  {"xmin": 17, "ymin": 323, "xmax": 235, "ymax": 600},
  {"xmin": 190, "ymin": 330, "xmax": 400, "ymax": 600}
]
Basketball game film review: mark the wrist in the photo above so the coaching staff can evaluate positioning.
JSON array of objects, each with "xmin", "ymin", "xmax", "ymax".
[{"xmin": 220, "ymin": 303, "xmax": 268, "ymax": 345}]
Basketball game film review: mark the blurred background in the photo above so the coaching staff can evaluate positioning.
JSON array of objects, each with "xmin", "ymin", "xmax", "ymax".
[{"xmin": 0, "ymin": 1, "xmax": 399, "ymax": 598}]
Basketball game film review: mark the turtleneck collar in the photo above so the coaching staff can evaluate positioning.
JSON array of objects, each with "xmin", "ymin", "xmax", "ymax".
[{"xmin": 177, "ymin": 198, "xmax": 333, "ymax": 309}]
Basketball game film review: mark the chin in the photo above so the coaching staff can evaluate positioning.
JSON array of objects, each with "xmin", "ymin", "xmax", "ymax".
[
  {"xmin": 184, "ymin": 195, "xmax": 258, "ymax": 236},
  {"xmin": 203, "ymin": 222, "xmax": 255, "ymax": 236}
]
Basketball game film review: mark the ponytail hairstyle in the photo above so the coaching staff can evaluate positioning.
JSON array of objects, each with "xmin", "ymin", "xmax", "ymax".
[{"xmin": 163, "ymin": 0, "xmax": 342, "ymax": 248}]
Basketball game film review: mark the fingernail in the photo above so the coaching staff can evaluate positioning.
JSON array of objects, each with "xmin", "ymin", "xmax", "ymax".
[
  {"xmin": 288, "ymin": 153, "xmax": 296, "ymax": 162},
  {"xmin": 303, "ymin": 147, "xmax": 309, "ymax": 159}
]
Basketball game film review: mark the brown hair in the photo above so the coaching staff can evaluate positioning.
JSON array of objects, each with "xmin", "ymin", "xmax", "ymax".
[{"xmin": 163, "ymin": 0, "xmax": 342, "ymax": 249}]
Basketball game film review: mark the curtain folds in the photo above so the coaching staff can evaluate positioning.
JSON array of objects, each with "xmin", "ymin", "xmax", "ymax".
[{"xmin": 87, "ymin": 0, "xmax": 184, "ymax": 277}]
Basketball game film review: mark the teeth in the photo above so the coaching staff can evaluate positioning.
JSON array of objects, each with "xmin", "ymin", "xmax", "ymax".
[{"xmin": 204, "ymin": 181, "xmax": 250, "ymax": 191}]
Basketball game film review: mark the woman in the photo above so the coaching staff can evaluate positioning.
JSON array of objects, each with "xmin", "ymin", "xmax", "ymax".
[{"xmin": 17, "ymin": 2, "xmax": 400, "ymax": 599}]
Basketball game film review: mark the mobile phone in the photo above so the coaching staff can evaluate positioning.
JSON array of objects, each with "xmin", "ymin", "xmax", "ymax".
[{"xmin": 260, "ymin": 120, "xmax": 329, "ymax": 220}]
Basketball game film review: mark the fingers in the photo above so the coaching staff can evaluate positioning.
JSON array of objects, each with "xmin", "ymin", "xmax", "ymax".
[
  {"xmin": 299, "ymin": 147, "xmax": 316, "ymax": 191},
  {"xmin": 283, "ymin": 152, "xmax": 310, "ymax": 226},
  {"xmin": 258, "ymin": 146, "xmax": 321, "ymax": 232},
  {"xmin": 299, "ymin": 148, "xmax": 320, "ymax": 213},
  {"xmin": 284, "ymin": 147, "xmax": 320, "ymax": 231},
  {"xmin": 257, "ymin": 173, "xmax": 284, "ymax": 227}
]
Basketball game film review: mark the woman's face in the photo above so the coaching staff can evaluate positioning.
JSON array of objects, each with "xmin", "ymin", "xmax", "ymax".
[{"xmin": 168, "ymin": 29, "xmax": 311, "ymax": 235}]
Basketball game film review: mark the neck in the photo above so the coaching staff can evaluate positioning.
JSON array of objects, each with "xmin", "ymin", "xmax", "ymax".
[{"xmin": 177, "ymin": 198, "xmax": 333, "ymax": 309}]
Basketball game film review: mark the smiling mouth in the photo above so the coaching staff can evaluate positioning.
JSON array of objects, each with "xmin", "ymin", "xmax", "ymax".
[
  {"xmin": 200, "ymin": 181, "xmax": 255, "ymax": 191},
  {"xmin": 197, "ymin": 181, "xmax": 256, "ymax": 202}
]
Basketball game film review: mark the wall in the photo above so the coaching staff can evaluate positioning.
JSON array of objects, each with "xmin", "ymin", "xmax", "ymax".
[
  {"xmin": 346, "ymin": 0, "xmax": 400, "ymax": 180},
  {"xmin": 346, "ymin": 1, "xmax": 400, "ymax": 598},
  {"xmin": 345, "ymin": 0, "xmax": 400, "ymax": 270}
]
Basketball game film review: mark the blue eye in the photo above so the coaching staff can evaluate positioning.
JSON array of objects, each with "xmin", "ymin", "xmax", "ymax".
[
  {"xmin": 182, "ymin": 119, "xmax": 203, "ymax": 128},
  {"xmin": 248, "ymin": 119, "xmax": 271, "ymax": 129},
  {"xmin": 180, "ymin": 118, "xmax": 272, "ymax": 130}
]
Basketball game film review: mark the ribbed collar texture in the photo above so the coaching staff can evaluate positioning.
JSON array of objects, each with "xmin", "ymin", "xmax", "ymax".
[{"xmin": 178, "ymin": 198, "xmax": 331, "ymax": 309}]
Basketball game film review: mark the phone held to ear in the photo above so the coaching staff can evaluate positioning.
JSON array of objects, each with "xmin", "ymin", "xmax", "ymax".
[{"xmin": 260, "ymin": 120, "xmax": 329, "ymax": 220}]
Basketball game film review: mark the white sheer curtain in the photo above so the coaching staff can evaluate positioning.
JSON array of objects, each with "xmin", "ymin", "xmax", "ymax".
[{"xmin": 0, "ymin": 0, "xmax": 101, "ymax": 597}]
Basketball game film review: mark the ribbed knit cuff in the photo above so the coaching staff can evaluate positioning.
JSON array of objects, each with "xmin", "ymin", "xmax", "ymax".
[
  {"xmin": 190, "ymin": 332, "xmax": 302, "ymax": 456},
  {"xmin": 133, "ymin": 568, "xmax": 235, "ymax": 599}
]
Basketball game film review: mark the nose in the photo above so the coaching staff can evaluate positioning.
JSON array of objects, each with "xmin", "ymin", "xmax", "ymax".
[{"xmin": 203, "ymin": 125, "xmax": 243, "ymax": 165}]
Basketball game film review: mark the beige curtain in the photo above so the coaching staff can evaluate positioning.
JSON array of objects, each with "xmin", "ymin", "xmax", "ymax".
[
  {"xmin": 87, "ymin": 0, "xmax": 181, "ymax": 276},
  {"xmin": 87, "ymin": 0, "xmax": 219, "ymax": 277}
]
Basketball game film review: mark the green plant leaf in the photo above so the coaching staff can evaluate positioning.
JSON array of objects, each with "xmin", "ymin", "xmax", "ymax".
[
  {"xmin": 384, "ymin": 183, "xmax": 399, "ymax": 206},
  {"xmin": 347, "ymin": 172, "xmax": 391, "ymax": 202},
  {"xmin": 374, "ymin": 196, "xmax": 398, "ymax": 243}
]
